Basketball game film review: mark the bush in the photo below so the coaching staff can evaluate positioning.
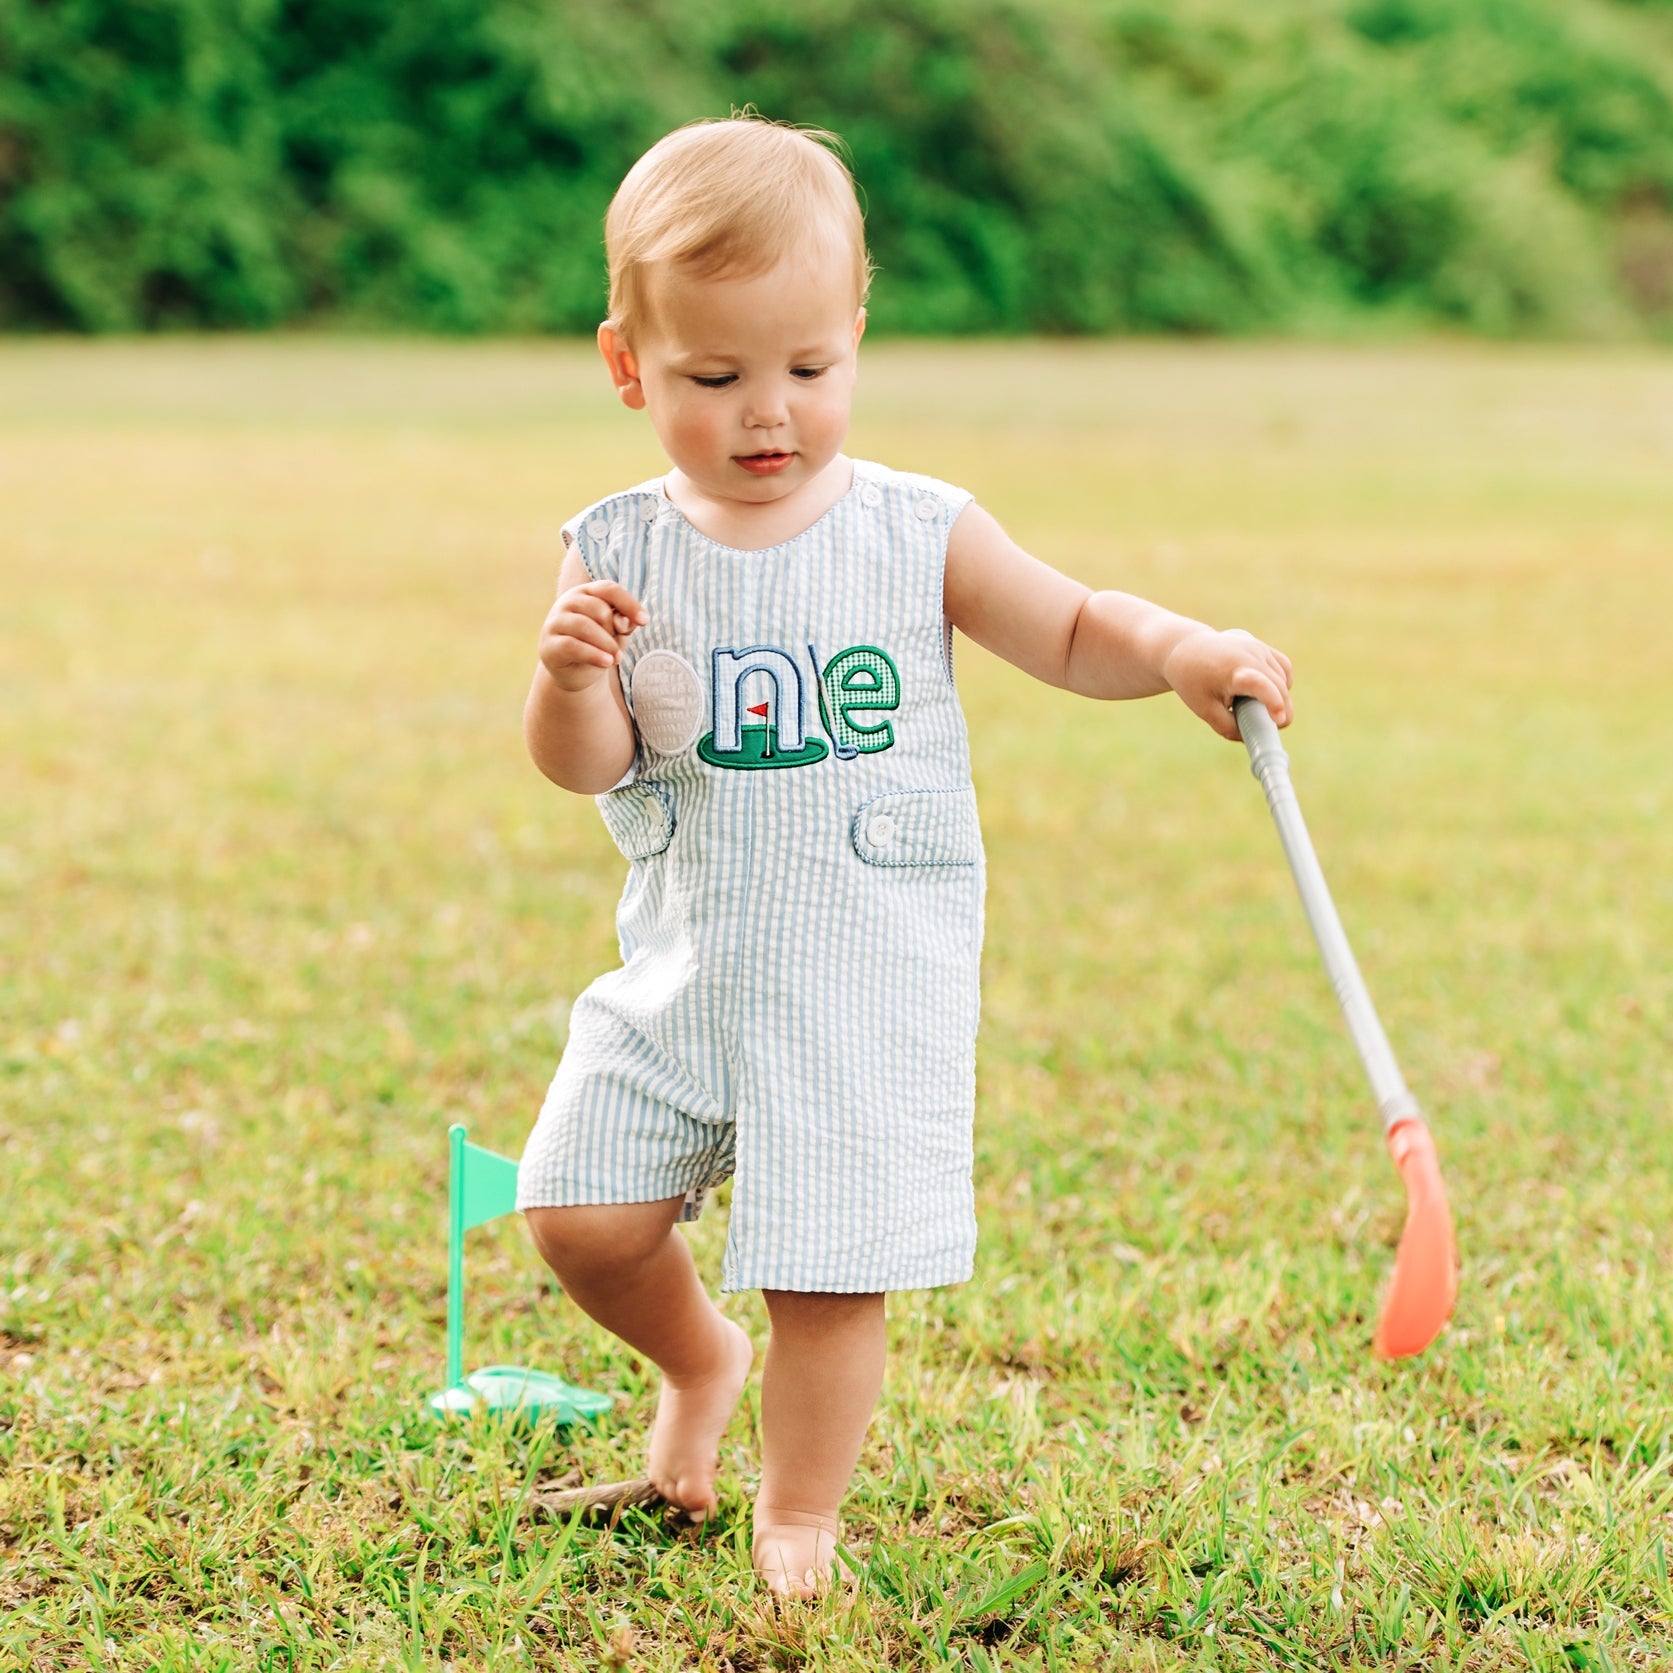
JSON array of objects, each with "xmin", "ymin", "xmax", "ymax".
[{"xmin": 0, "ymin": 0, "xmax": 1669, "ymax": 334}]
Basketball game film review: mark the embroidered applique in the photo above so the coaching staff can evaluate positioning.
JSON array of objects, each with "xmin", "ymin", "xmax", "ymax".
[
  {"xmin": 696, "ymin": 642, "xmax": 901, "ymax": 770},
  {"xmin": 697, "ymin": 646, "xmax": 830, "ymax": 770},
  {"xmin": 814, "ymin": 644, "xmax": 900, "ymax": 759},
  {"xmin": 628, "ymin": 649, "xmax": 704, "ymax": 756}
]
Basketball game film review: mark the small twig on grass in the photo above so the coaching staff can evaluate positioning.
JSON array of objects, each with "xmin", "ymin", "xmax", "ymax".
[{"xmin": 529, "ymin": 1477, "xmax": 679, "ymax": 1525}]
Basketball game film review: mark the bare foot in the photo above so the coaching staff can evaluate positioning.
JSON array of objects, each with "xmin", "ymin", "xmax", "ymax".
[
  {"xmin": 752, "ymin": 1508, "xmax": 845, "ymax": 1598},
  {"xmin": 646, "ymin": 1315, "xmax": 753, "ymax": 1518}
]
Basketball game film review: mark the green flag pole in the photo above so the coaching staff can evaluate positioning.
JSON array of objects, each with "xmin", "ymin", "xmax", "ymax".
[
  {"xmin": 426, "ymin": 1123, "xmax": 615, "ymax": 1428},
  {"xmin": 446, "ymin": 1123, "xmax": 467, "ymax": 1392}
]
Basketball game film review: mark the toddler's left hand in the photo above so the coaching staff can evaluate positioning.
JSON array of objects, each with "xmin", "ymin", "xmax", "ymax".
[{"xmin": 1163, "ymin": 628, "xmax": 1293, "ymax": 740}]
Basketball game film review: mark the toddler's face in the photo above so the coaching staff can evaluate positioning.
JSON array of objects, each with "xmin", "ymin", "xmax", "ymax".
[{"xmin": 602, "ymin": 251, "xmax": 865, "ymax": 512}]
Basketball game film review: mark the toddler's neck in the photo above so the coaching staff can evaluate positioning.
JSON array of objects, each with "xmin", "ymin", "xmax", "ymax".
[{"xmin": 662, "ymin": 455, "xmax": 856, "ymax": 553}]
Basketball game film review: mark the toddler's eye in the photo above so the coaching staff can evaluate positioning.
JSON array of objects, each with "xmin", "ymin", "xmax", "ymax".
[
  {"xmin": 791, "ymin": 366, "xmax": 829, "ymax": 381},
  {"xmin": 690, "ymin": 374, "xmax": 736, "ymax": 389}
]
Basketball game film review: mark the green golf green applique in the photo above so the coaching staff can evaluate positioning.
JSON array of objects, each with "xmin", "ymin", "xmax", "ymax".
[{"xmin": 696, "ymin": 717, "xmax": 830, "ymax": 769}]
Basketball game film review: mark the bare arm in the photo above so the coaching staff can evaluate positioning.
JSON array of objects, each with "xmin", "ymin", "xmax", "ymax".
[
  {"xmin": 943, "ymin": 502, "xmax": 1292, "ymax": 739},
  {"xmin": 524, "ymin": 546, "xmax": 648, "ymax": 793}
]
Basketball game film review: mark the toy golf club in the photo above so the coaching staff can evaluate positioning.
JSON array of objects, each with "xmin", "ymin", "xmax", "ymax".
[{"xmin": 1233, "ymin": 696, "xmax": 1458, "ymax": 1357}]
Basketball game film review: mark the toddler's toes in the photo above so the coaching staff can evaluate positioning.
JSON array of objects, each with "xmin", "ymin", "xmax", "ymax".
[
  {"xmin": 771, "ymin": 1566, "xmax": 819, "ymax": 1601},
  {"xmin": 651, "ymin": 1468, "xmax": 717, "ymax": 1522},
  {"xmin": 752, "ymin": 1509, "xmax": 845, "ymax": 1599},
  {"xmin": 646, "ymin": 1317, "xmax": 754, "ymax": 1519}
]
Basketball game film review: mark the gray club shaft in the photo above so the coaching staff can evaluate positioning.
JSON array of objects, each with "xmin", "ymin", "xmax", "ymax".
[{"xmin": 1233, "ymin": 698, "xmax": 1421, "ymax": 1133}]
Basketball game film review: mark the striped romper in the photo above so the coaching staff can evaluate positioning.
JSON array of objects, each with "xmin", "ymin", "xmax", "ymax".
[{"xmin": 516, "ymin": 460, "xmax": 986, "ymax": 1294}]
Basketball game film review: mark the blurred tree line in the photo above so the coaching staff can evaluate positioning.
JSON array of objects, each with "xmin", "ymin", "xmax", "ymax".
[{"xmin": 1, "ymin": 0, "xmax": 1671, "ymax": 336}]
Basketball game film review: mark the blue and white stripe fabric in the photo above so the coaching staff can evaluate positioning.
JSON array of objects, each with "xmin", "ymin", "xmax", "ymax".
[{"xmin": 517, "ymin": 460, "xmax": 986, "ymax": 1293}]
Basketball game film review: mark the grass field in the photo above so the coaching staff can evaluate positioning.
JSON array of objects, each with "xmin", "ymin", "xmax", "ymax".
[{"xmin": 2, "ymin": 337, "xmax": 1671, "ymax": 1671}]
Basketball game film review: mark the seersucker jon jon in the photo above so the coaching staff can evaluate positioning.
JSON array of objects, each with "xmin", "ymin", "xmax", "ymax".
[{"xmin": 517, "ymin": 461, "xmax": 987, "ymax": 1294}]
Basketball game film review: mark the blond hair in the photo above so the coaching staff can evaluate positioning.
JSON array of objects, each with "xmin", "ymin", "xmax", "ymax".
[{"xmin": 604, "ymin": 114, "xmax": 873, "ymax": 340}]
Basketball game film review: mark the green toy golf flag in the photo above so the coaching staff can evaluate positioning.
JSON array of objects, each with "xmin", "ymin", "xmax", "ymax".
[
  {"xmin": 458, "ymin": 1128, "xmax": 520, "ymax": 1233},
  {"xmin": 427, "ymin": 1123, "xmax": 614, "ymax": 1426},
  {"xmin": 447, "ymin": 1124, "xmax": 518, "ymax": 1387}
]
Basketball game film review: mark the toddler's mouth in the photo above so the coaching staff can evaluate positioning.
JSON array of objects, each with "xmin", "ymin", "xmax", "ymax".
[{"xmin": 737, "ymin": 450, "xmax": 794, "ymax": 476}]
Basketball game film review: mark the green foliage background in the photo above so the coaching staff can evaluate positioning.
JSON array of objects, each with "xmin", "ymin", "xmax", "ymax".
[{"xmin": 2, "ymin": 0, "xmax": 1673, "ymax": 335}]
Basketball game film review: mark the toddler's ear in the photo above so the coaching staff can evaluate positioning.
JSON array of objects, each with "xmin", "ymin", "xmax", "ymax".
[
  {"xmin": 853, "ymin": 307, "xmax": 867, "ymax": 348},
  {"xmin": 597, "ymin": 323, "xmax": 646, "ymax": 411}
]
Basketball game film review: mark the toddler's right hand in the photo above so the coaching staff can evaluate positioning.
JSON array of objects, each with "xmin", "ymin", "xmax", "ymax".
[{"xmin": 538, "ymin": 580, "xmax": 648, "ymax": 690}]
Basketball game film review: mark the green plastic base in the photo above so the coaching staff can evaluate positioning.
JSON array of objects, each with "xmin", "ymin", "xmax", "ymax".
[{"xmin": 426, "ymin": 1365, "xmax": 614, "ymax": 1426}]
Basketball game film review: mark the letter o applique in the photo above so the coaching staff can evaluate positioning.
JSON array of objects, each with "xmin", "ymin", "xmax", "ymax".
[{"xmin": 628, "ymin": 649, "xmax": 705, "ymax": 756}]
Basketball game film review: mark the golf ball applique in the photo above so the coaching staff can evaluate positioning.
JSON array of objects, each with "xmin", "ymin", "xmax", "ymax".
[{"xmin": 628, "ymin": 650, "xmax": 705, "ymax": 756}]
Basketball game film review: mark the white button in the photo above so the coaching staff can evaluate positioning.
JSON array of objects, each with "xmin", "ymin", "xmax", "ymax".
[
  {"xmin": 861, "ymin": 484, "xmax": 882, "ymax": 509},
  {"xmin": 866, "ymin": 814, "xmax": 897, "ymax": 847},
  {"xmin": 915, "ymin": 496, "xmax": 938, "ymax": 521},
  {"xmin": 640, "ymin": 499, "xmax": 659, "ymax": 520}
]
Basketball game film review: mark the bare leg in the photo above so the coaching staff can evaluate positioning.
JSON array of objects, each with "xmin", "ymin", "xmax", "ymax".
[
  {"xmin": 753, "ymin": 1290, "xmax": 887, "ymax": 1597},
  {"xmin": 525, "ymin": 1201, "xmax": 753, "ymax": 1517}
]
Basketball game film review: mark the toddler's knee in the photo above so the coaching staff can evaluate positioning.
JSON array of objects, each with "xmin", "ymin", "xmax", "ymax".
[
  {"xmin": 524, "ymin": 1202, "xmax": 673, "ymax": 1280},
  {"xmin": 762, "ymin": 1288, "xmax": 886, "ymax": 1333}
]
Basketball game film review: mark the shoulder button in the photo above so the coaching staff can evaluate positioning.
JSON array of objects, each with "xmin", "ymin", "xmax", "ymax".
[{"xmin": 914, "ymin": 495, "xmax": 939, "ymax": 521}]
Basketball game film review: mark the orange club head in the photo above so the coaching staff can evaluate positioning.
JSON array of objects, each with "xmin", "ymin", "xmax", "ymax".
[{"xmin": 1372, "ymin": 1120, "xmax": 1459, "ymax": 1360}]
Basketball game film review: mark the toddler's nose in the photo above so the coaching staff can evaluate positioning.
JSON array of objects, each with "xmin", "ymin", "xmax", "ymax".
[{"xmin": 743, "ymin": 390, "xmax": 788, "ymax": 429}]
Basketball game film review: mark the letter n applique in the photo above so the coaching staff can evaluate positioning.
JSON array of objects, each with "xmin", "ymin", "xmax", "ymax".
[{"xmin": 698, "ymin": 646, "xmax": 830, "ymax": 769}]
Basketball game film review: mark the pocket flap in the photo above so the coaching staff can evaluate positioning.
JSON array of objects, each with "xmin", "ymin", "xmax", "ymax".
[
  {"xmin": 597, "ymin": 781, "xmax": 674, "ymax": 861},
  {"xmin": 852, "ymin": 787, "xmax": 981, "ymax": 867}
]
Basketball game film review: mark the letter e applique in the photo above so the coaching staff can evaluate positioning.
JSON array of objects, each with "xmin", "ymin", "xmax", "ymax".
[{"xmin": 814, "ymin": 644, "xmax": 901, "ymax": 760}]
